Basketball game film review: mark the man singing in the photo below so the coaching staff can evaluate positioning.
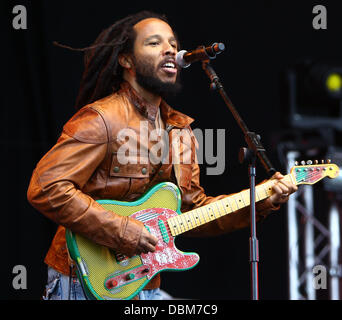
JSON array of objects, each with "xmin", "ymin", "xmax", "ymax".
[{"xmin": 27, "ymin": 11, "xmax": 297, "ymax": 300}]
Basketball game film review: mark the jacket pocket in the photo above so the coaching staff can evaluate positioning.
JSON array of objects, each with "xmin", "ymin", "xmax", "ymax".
[
  {"xmin": 110, "ymin": 152, "xmax": 150, "ymax": 178},
  {"xmin": 108, "ymin": 152, "xmax": 150, "ymax": 197}
]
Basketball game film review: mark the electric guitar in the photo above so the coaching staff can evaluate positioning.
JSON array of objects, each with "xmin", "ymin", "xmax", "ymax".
[{"xmin": 65, "ymin": 161, "xmax": 339, "ymax": 300}]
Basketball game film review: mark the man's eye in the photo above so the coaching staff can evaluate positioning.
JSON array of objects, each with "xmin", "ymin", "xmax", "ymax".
[{"xmin": 149, "ymin": 42, "xmax": 160, "ymax": 46}]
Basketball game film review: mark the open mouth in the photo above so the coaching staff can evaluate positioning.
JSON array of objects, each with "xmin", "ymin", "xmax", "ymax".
[{"xmin": 160, "ymin": 60, "xmax": 177, "ymax": 75}]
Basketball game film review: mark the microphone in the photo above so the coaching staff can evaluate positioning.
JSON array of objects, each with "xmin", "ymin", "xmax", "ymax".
[{"xmin": 176, "ymin": 42, "xmax": 225, "ymax": 68}]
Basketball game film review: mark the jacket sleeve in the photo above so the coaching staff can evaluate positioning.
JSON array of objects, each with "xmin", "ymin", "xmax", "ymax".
[
  {"xmin": 180, "ymin": 129, "xmax": 279, "ymax": 237},
  {"xmin": 27, "ymin": 106, "xmax": 144, "ymax": 257}
]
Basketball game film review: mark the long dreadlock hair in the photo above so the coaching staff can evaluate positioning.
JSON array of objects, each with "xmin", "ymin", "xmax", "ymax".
[{"xmin": 55, "ymin": 11, "xmax": 173, "ymax": 109}]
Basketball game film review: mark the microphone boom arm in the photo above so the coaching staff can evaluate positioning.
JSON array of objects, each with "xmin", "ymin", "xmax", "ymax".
[{"xmin": 177, "ymin": 43, "xmax": 225, "ymax": 68}]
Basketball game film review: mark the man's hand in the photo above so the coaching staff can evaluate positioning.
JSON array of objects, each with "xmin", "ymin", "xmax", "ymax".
[
  {"xmin": 136, "ymin": 227, "xmax": 158, "ymax": 255},
  {"xmin": 269, "ymin": 172, "xmax": 298, "ymax": 206}
]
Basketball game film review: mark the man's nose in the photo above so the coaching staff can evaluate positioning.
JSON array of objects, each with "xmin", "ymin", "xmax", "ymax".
[{"xmin": 163, "ymin": 43, "xmax": 176, "ymax": 56}]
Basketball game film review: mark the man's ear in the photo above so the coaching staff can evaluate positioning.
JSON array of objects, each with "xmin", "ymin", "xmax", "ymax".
[{"xmin": 118, "ymin": 54, "xmax": 133, "ymax": 69}]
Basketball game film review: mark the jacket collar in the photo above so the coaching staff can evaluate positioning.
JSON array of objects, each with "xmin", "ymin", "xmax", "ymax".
[{"xmin": 119, "ymin": 81, "xmax": 194, "ymax": 129}]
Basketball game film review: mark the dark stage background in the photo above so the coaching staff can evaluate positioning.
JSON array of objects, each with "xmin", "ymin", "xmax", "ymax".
[{"xmin": 1, "ymin": 0, "xmax": 341, "ymax": 300}]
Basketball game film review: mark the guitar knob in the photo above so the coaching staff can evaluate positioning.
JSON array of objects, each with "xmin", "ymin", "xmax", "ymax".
[
  {"xmin": 327, "ymin": 159, "xmax": 331, "ymax": 164},
  {"xmin": 295, "ymin": 161, "xmax": 299, "ymax": 166},
  {"xmin": 314, "ymin": 160, "xmax": 319, "ymax": 164},
  {"xmin": 321, "ymin": 160, "xmax": 325, "ymax": 164},
  {"xmin": 307, "ymin": 160, "xmax": 312, "ymax": 165},
  {"xmin": 106, "ymin": 279, "xmax": 118, "ymax": 289},
  {"xmin": 126, "ymin": 273, "xmax": 135, "ymax": 281},
  {"xmin": 301, "ymin": 160, "xmax": 306, "ymax": 165}
]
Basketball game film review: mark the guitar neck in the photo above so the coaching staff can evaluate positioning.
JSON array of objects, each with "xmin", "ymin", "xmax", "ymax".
[{"xmin": 167, "ymin": 174, "xmax": 295, "ymax": 236}]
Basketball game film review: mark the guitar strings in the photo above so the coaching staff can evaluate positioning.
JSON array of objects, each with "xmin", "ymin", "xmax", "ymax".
[{"xmin": 164, "ymin": 168, "xmax": 331, "ymax": 236}]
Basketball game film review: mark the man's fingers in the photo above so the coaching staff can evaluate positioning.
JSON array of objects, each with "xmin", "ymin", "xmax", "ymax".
[
  {"xmin": 269, "ymin": 172, "xmax": 298, "ymax": 206},
  {"xmin": 271, "ymin": 171, "xmax": 298, "ymax": 196},
  {"xmin": 272, "ymin": 172, "xmax": 284, "ymax": 180},
  {"xmin": 137, "ymin": 228, "xmax": 158, "ymax": 255},
  {"xmin": 273, "ymin": 183, "xmax": 289, "ymax": 195},
  {"xmin": 142, "ymin": 228, "xmax": 158, "ymax": 245},
  {"xmin": 276, "ymin": 179, "xmax": 298, "ymax": 195},
  {"xmin": 148, "ymin": 234, "xmax": 158, "ymax": 246},
  {"xmin": 145, "ymin": 242, "xmax": 156, "ymax": 253},
  {"xmin": 138, "ymin": 241, "xmax": 156, "ymax": 254}
]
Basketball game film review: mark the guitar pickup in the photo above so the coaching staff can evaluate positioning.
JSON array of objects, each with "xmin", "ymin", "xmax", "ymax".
[{"xmin": 158, "ymin": 219, "xmax": 169, "ymax": 244}]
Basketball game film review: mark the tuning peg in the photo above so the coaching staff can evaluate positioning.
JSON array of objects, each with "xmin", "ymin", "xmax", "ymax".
[
  {"xmin": 295, "ymin": 161, "xmax": 298, "ymax": 166},
  {"xmin": 307, "ymin": 160, "xmax": 312, "ymax": 165},
  {"xmin": 301, "ymin": 160, "xmax": 306, "ymax": 166},
  {"xmin": 314, "ymin": 160, "xmax": 319, "ymax": 164}
]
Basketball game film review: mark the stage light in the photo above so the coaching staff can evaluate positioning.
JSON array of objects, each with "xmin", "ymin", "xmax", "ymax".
[
  {"xmin": 284, "ymin": 60, "xmax": 342, "ymax": 131},
  {"xmin": 304, "ymin": 63, "xmax": 342, "ymax": 99},
  {"xmin": 326, "ymin": 73, "xmax": 342, "ymax": 95}
]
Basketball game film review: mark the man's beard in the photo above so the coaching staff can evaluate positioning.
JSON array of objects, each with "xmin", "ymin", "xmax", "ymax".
[{"xmin": 133, "ymin": 56, "xmax": 182, "ymax": 99}]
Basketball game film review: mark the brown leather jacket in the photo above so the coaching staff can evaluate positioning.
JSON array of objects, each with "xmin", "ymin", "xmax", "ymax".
[{"xmin": 27, "ymin": 82, "xmax": 277, "ymax": 290}]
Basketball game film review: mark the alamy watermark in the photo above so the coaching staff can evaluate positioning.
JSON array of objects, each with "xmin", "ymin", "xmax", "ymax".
[
  {"xmin": 116, "ymin": 122, "xmax": 226, "ymax": 176},
  {"xmin": 12, "ymin": 5, "xmax": 27, "ymax": 30},
  {"xmin": 313, "ymin": 265, "xmax": 327, "ymax": 290},
  {"xmin": 11, "ymin": 4, "xmax": 328, "ymax": 31},
  {"xmin": 313, "ymin": 5, "xmax": 327, "ymax": 30},
  {"xmin": 8, "ymin": 263, "xmax": 331, "ymax": 291},
  {"xmin": 12, "ymin": 265, "xmax": 27, "ymax": 290}
]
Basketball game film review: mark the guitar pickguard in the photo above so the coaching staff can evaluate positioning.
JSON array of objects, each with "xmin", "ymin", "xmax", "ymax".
[
  {"xmin": 103, "ymin": 208, "xmax": 199, "ymax": 294},
  {"xmin": 134, "ymin": 208, "xmax": 199, "ymax": 277}
]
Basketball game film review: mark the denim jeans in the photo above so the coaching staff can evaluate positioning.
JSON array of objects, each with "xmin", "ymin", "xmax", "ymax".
[{"xmin": 43, "ymin": 267, "xmax": 163, "ymax": 300}]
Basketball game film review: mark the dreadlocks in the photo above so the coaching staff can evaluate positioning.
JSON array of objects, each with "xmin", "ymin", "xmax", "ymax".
[{"xmin": 55, "ymin": 11, "xmax": 172, "ymax": 109}]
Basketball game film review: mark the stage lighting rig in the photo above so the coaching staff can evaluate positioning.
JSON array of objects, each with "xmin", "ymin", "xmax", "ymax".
[
  {"xmin": 285, "ymin": 59, "xmax": 342, "ymax": 131},
  {"xmin": 323, "ymin": 146, "xmax": 342, "ymax": 193}
]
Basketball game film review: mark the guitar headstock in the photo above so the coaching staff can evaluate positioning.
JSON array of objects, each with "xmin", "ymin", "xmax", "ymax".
[{"xmin": 290, "ymin": 160, "xmax": 340, "ymax": 185}]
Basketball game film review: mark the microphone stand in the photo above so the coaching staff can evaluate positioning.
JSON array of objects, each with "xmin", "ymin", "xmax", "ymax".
[{"xmin": 201, "ymin": 57, "xmax": 276, "ymax": 300}]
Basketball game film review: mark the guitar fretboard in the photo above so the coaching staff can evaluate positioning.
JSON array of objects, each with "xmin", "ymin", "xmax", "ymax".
[{"xmin": 167, "ymin": 174, "xmax": 294, "ymax": 236}]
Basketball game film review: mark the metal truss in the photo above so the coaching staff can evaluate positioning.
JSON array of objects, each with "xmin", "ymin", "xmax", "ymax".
[{"xmin": 286, "ymin": 151, "xmax": 341, "ymax": 300}]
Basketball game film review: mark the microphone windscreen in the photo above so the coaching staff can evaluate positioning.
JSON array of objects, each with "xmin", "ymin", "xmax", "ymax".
[{"xmin": 176, "ymin": 50, "xmax": 191, "ymax": 68}]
